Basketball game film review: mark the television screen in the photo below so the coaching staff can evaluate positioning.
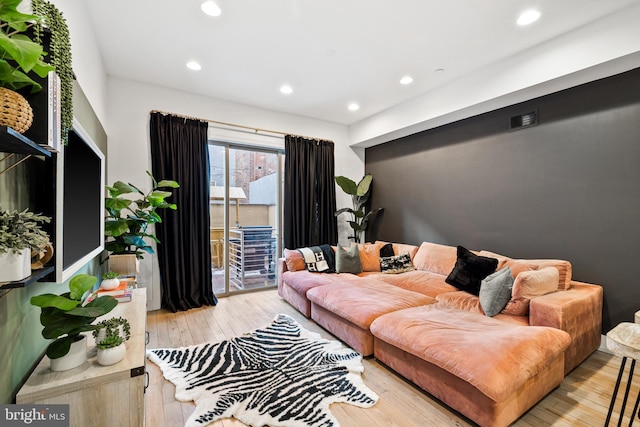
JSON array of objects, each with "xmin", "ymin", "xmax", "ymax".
[{"xmin": 56, "ymin": 119, "xmax": 105, "ymax": 281}]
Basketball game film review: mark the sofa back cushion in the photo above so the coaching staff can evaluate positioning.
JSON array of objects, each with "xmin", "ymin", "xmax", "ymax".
[
  {"xmin": 413, "ymin": 242, "xmax": 458, "ymax": 276},
  {"xmin": 506, "ymin": 259, "xmax": 572, "ymax": 290}
]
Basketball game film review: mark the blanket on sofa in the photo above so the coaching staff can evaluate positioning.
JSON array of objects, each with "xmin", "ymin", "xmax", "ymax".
[{"xmin": 298, "ymin": 244, "xmax": 336, "ymax": 272}]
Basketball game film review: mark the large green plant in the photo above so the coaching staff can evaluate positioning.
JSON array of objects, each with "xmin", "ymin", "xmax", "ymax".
[
  {"xmin": 0, "ymin": 208, "xmax": 50, "ymax": 255},
  {"xmin": 0, "ymin": 0, "xmax": 54, "ymax": 93},
  {"xmin": 105, "ymin": 171, "xmax": 180, "ymax": 259},
  {"xmin": 30, "ymin": 274, "xmax": 118, "ymax": 359},
  {"xmin": 335, "ymin": 174, "xmax": 383, "ymax": 243}
]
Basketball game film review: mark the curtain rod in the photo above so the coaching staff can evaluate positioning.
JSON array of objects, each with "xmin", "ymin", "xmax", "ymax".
[{"xmin": 149, "ymin": 110, "xmax": 328, "ymax": 141}]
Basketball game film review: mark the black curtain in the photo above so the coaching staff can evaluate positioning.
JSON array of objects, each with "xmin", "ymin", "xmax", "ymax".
[
  {"xmin": 149, "ymin": 112, "xmax": 217, "ymax": 312},
  {"xmin": 283, "ymin": 135, "xmax": 337, "ymax": 248}
]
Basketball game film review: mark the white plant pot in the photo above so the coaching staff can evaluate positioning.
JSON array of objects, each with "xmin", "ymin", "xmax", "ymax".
[
  {"xmin": 0, "ymin": 249, "xmax": 31, "ymax": 282},
  {"xmin": 100, "ymin": 278, "xmax": 120, "ymax": 290},
  {"xmin": 97, "ymin": 343, "xmax": 126, "ymax": 366},
  {"xmin": 50, "ymin": 336, "xmax": 87, "ymax": 372}
]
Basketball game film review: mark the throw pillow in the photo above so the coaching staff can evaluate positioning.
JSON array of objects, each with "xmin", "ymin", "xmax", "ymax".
[
  {"xmin": 501, "ymin": 266, "xmax": 559, "ymax": 316},
  {"xmin": 283, "ymin": 248, "xmax": 306, "ymax": 272},
  {"xmin": 297, "ymin": 244, "xmax": 336, "ymax": 273},
  {"xmin": 335, "ymin": 245, "xmax": 363, "ymax": 274},
  {"xmin": 380, "ymin": 253, "xmax": 415, "ymax": 274},
  {"xmin": 479, "ymin": 267, "xmax": 514, "ymax": 317},
  {"xmin": 412, "ymin": 242, "xmax": 459, "ymax": 275},
  {"xmin": 357, "ymin": 242, "xmax": 383, "ymax": 272},
  {"xmin": 445, "ymin": 246, "xmax": 498, "ymax": 296},
  {"xmin": 379, "ymin": 242, "xmax": 395, "ymax": 258}
]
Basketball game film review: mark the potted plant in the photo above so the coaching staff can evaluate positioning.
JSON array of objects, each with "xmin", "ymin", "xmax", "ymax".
[
  {"xmin": 92, "ymin": 316, "xmax": 130, "ymax": 366},
  {"xmin": 0, "ymin": 0, "xmax": 55, "ymax": 133},
  {"xmin": 100, "ymin": 270, "xmax": 120, "ymax": 290},
  {"xmin": 335, "ymin": 175, "xmax": 383, "ymax": 243},
  {"xmin": 0, "ymin": 208, "xmax": 50, "ymax": 282},
  {"xmin": 104, "ymin": 171, "xmax": 179, "ymax": 273},
  {"xmin": 30, "ymin": 274, "xmax": 118, "ymax": 371}
]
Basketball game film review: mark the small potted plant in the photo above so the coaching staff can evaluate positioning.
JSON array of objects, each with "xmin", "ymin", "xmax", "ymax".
[
  {"xmin": 92, "ymin": 316, "xmax": 131, "ymax": 366},
  {"xmin": 0, "ymin": 208, "xmax": 50, "ymax": 282},
  {"xmin": 30, "ymin": 274, "xmax": 118, "ymax": 371},
  {"xmin": 100, "ymin": 270, "xmax": 120, "ymax": 290}
]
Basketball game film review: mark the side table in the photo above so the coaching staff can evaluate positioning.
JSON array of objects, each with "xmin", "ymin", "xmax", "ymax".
[{"xmin": 605, "ymin": 322, "xmax": 640, "ymax": 426}]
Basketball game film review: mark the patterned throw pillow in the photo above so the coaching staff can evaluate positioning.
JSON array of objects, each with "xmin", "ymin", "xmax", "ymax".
[{"xmin": 380, "ymin": 253, "xmax": 415, "ymax": 274}]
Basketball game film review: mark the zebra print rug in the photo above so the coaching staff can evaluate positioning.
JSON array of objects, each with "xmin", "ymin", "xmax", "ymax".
[{"xmin": 147, "ymin": 314, "xmax": 378, "ymax": 427}]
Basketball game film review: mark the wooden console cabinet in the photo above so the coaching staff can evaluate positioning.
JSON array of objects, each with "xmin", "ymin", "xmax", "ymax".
[{"xmin": 17, "ymin": 288, "xmax": 147, "ymax": 427}]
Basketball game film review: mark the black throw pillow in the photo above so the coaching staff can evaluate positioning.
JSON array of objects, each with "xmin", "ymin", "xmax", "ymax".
[
  {"xmin": 379, "ymin": 242, "xmax": 395, "ymax": 258},
  {"xmin": 445, "ymin": 246, "xmax": 498, "ymax": 295}
]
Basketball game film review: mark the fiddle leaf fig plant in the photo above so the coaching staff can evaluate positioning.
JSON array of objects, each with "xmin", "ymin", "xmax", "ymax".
[
  {"xmin": 335, "ymin": 174, "xmax": 383, "ymax": 243},
  {"xmin": 30, "ymin": 274, "xmax": 118, "ymax": 359},
  {"xmin": 0, "ymin": 0, "xmax": 55, "ymax": 93},
  {"xmin": 105, "ymin": 171, "xmax": 180, "ymax": 259}
]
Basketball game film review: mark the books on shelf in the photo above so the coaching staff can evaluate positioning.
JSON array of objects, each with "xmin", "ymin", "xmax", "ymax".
[{"xmin": 96, "ymin": 281, "xmax": 133, "ymax": 303}]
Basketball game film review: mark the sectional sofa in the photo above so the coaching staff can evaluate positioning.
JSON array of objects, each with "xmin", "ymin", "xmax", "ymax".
[{"xmin": 277, "ymin": 241, "xmax": 603, "ymax": 427}]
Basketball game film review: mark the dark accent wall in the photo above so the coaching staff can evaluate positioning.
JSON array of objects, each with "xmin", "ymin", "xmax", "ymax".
[{"xmin": 366, "ymin": 67, "xmax": 640, "ymax": 332}]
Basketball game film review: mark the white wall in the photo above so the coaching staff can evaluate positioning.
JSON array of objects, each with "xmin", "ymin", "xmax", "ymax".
[
  {"xmin": 48, "ymin": 0, "xmax": 108, "ymax": 126},
  {"xmin": 350, "ymin": 2, "xmax": 640, "ymax": 147},
  {"xmin": 106, "ymin": 76, "xmax": 359, "ymax": 309}
]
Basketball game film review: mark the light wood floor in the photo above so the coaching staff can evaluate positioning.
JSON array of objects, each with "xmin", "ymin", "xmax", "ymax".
[{"xmin": 145, "ymin": 290, "xmax": 631, "ymax": 427}]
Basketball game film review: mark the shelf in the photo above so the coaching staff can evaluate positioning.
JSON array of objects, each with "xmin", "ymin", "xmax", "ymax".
[
  {"xmin": 0, "ymin": 126, "xmax": 52, "ymax": 157},
  {"xmin": 0, "ymin": 266, "xmax": 54, "ymax": 289}
]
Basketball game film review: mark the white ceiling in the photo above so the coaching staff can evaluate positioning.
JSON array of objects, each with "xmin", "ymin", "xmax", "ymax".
[{"xmin": 85, "ymin": 0, "xmax": 640, "ymax": 126}]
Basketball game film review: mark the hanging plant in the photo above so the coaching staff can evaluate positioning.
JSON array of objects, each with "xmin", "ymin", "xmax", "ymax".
[{"xmin": 32, "ymin": 0, "xmax": 73, "ymax": 146}]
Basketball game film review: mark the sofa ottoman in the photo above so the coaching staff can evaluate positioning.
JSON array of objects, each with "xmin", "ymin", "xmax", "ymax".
[
  {"xmin": 306, "ymin": 280, "xmax": 435, "ymax": 356},
  {"xmin": 370, "ymin": 305, "xmax": 572, "ymax": 427}
]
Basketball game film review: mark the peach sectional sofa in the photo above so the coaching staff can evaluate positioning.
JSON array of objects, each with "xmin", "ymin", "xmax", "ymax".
[{"xmin": 277, "ymin": 241, "xmax": 603, "ymax": 427}]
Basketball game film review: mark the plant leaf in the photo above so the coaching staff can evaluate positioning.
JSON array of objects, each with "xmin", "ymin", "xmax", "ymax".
[
  {"xmin": 30, "ymin": 294, "xmax": 79, "ymax": 311},
  {"xmin": 356, "ymin": 175, "xmax": 373, "ymax": 197},
  {"xmin": 68, "ymin": 274, "xmax": 98, "ymax": 300},
  {"xmin": 335, "ymin": 176, "xmax": 357, "ymax": 195}
]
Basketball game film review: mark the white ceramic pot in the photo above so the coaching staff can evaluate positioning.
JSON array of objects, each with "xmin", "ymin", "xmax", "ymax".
[
  {"xmin": 50, "ymin": 336, "xmax": 87, "ymax": 372},
  {"xmin": 97, "ymin": 343, "xmax": 126, "ymax": 366},
  {"xmin": 0, "ymin": 249, "xmax": 31, "ymax": 282},
  {"xmin": 100, "ymin": 278, "xmax": 120, "ymax": 290}
]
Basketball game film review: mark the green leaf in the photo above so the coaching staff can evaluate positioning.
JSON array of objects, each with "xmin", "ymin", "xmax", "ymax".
[
  {"xmin": 105, "ymin": 218, "xmax": 130, "ymax": 237},
  {"xmin": 0, "ymin": 33, "xmax": 43, "ymax": 73},
  {"xmin": 157, "ymin": 180, "xmax": 180, "ymax": 188},
  {"xmin": 30, "ymin": 294, "xmax": 79, "ymax": 311},
  {"xmin": 335, "ymin": 207, "xmax": 354, "ymax": 217},
  {"xmin": 46, "ymin": 336, "xmax": 74, "ymax": 359},
  {"xmin": 356, "ymin": 175, "xmax": 373, "ymax": 197},
  {"xmin": 68, "ymin": 274, "xmax": 97, "ymax": 301},
  {"xmin": 67, "ymin": 295, "xmax": 117, "ymax": 317},
  {"xmin": 112, "ymin": 181, "xmax": 138, "ymax": 195},
  {"xmin": 105, "ymin": 197, "xmax": 131, "ymax": 211},
  {"xmin": 335, "ymin": 176, "xmax": 358, "ymax": 195}
]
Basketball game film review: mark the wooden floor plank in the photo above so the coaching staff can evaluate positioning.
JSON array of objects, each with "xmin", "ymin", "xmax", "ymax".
[{"xmin": 145, "ymin": 289, "xmax": 624, "ymax": 427}]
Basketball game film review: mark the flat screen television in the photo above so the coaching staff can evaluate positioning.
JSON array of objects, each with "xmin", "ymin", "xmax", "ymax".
[{"xmin": 55, "ymin": 118, "xmax": 105, "ymax": 282}]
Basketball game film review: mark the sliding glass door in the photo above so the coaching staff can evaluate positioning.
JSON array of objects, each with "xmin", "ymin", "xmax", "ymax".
[{"xmin": 209, "ymin": 142, "xmax": 283, "ymax": 295}]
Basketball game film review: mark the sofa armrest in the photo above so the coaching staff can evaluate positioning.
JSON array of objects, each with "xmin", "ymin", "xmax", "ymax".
[
  {"xmin": 277, "ymin": 258, "xmax": 288, "ymax": 291},
  {"xmin": 529, "ymin": 281, "xmax": 603, "ymax": 374}
]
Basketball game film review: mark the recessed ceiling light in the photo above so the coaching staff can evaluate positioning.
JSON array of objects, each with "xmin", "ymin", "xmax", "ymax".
[
  {"xmin": 435, "ymin": 68, "xmax": 445, "ymax": 73},
  {"xmin": 400, "ymin": 76, "xmax": 414, "ymax": 85},
  {"xmin": 186, "ymin": 61, "xmax": 202, "ymax": 71},
  {"xmin": 280, "ymin": 85, "xmax": 293, "ymax": 95},
  {"xmin": 201, "ymin": 1, "xmax": 222, "ymax": 17},
  {"xmin": 348, "ymin": 103, "xmax": 360, "ymax": 112},
  {"xmin": 517, "ymin": 10, "xmax": 541, "ymax": 26}
]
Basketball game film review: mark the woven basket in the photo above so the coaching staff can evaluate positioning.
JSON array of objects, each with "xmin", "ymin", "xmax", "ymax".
[{"xmin": 0, "ymin": 87, "xmax": 33, "ymax": 134}]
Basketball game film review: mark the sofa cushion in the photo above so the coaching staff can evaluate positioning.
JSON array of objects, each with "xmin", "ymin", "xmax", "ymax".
[
  {"xmin": 377, "ymin": 241, "xmax": 420, "ymax": 261},
  {"xmin": 306, "ymin": 281, "xmax": 435, "ymax": 330},
  {"xmin": 479, "ymin": 267, "xmax": 514, "ymax": 316},
  {"xmin": 413, "ymin": 242, "xmax": 458, "ymax": 275},
  {"xmin": 445, "ymin": 246, "xmax": 498, "ymax": 295},
  {"xmin": 375, "ymin": 270, "xmax": 458, "ymax": 298},
  {"xmin": 283, "ymin": 248, "xmax": 306, "ymax": 272},
  {"xmin": 358, "ymin": 242, "xmax": 384, "ymax": 272},
  {"xmin": 369, "ymin": 305, "xmax": 571, "ymax": 402},
  {"xmin": 380, "ymin": 253, "xmax": 415, "ymax": 274},
  {"xmin": 506, "ymin": 259, "xmax": 572, "ymax": 290},
  {"xmin": 435, "ymin": 291, "xmax": 530, "ymax": 326},
  {"xmin": 335, "ymin": 244, "xmax": 362, "ymax": 274},
  {"xmin": 502, "ymin": 266, "xmax": 559, "ymax": 316}
]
